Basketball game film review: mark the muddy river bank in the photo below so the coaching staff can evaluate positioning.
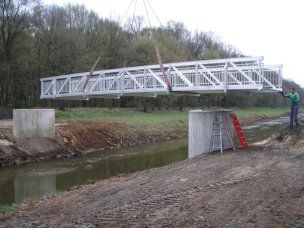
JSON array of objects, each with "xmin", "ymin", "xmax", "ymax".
[
  {"xmin": 0, "ymin": 116, "xmax": 290, "ymax": 207},
  {"xmin": 0, "ymin": 120, "xmax": 187, "ymax": 167},
  {"xmin": 0, "ymin": 114, "xmax": 289, "ymax": 167}
]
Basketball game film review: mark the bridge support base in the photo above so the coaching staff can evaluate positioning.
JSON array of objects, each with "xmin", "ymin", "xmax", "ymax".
[
  {"xmin": 13, "ymin": 109, "xmax": 55, "ymax": 138},
  {"xmin": 188, "ymin": 109, "xmax": 233, "ymax": 158}
]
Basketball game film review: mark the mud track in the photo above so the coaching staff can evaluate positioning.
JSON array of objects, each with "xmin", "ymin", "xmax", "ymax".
[{"xmin": 1, "ymin": 145, "xmax": 304, "ymax": 227}]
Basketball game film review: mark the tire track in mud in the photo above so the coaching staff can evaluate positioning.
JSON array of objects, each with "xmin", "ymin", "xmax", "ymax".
[{"xmin": 89, "ymin": 174, "xmax": 258, "ymax": 226}]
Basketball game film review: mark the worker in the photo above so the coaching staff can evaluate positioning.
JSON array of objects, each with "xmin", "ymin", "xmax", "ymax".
[{"xmin": 281, "ymin": 88, "xmax": 300, "ymax": 128}]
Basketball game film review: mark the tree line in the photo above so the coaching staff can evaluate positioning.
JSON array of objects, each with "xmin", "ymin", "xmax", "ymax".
[{"xmin": 0, "ymin": 0, "xmax": 302, "ymax": 110}]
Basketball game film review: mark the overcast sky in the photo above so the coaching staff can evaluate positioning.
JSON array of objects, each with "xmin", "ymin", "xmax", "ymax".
[{"xmin": 43, "ymin": 0, "xmax": 304, "ymax": 87}]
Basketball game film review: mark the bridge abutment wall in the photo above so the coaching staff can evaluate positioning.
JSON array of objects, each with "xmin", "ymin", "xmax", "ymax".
[
  {"xmin": 13, "ymin": 109, "xmax": 55, "ymax": 138},
  {"xmin": 188, "ymin": 109, "xmax": 233, "ymax": 158}
]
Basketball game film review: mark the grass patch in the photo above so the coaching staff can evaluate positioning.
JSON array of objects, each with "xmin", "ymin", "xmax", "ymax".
[
  {"xmin": 0, "ymin": 204, "xmax": 19, "ymax": 214},
  {"xmin": 0, "ymin": 190, "xmax": 64, "ymax": 214},
  {"xmin": 56, "ymin": 108, "xmax": 189, "ymax": 123},
  {"xmin": 56, "ymin": 107, "xmax": 290, "ymax": 123},
  {"xmin": 234, "ymin": 107, "xmax": 289, "ymax": 119}
]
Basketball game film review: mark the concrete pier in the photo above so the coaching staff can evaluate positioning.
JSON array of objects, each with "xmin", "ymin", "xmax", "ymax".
[
  {"xmin": 13, "ymin": 109, "xmax": 55, "ymax": 138},
  {"xmin": 188, "ymin": 109, "xmax": 233, "ymax": 158}
]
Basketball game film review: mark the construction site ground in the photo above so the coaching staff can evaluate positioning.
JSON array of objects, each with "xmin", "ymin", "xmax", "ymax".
[{"xmin": 1, "ymin": 125, "xmax": 304, "ymax": 227}]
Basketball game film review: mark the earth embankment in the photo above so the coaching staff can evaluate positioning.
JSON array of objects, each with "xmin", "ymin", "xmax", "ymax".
[
  {"xmin": 1, "ymin": 125, "xmax": 303, "ymax": 227},
  {"xmin": 0, "ymin": 107, "xmax": 289, "ymax": 167},
  {"xmin": 0, "ymin": 120, "xmax": 187, "ymax": 166}
]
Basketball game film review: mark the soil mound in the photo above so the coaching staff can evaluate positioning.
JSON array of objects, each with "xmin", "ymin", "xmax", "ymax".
[{"xmin": 266, "ymin": 119, "xmax": 304, "ymax": 148}]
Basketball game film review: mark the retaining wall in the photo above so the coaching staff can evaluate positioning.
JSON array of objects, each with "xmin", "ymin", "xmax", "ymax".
[
  {"xmin": 188, "ymin": 109, "xmax": 233, "ymax": 158},
  {"xmin": 13, "ymin": 109, "xmax": 55, "ymax": 138}
]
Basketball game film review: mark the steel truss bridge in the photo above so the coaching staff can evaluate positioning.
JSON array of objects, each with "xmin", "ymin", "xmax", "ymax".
[{"xmin": 40, "ymin": 56, "xmax": 282, "ymax": 100}]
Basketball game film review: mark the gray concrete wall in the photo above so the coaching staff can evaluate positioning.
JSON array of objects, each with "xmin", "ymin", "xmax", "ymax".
[
  {"xmin": 13, "ymin": 109, "xmax": 55, "ymax": 138},
  {"xmin": 188, "ymin": 109, "xmax": 233, "ymax": 158}
]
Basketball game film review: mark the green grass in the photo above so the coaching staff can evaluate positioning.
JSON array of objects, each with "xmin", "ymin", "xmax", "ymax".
[
  {"xmin": 56, "ymin": 107, "xmax": 290, "ymax": 123},
  {"xmin": 233, "ymin": 107, "xmax": 289, "ymax": 119},
  {"xmin": 56, "ymin": 108, "xmax": 189, "ymax": 123},
  {"xmin": 0, "ymin": 190, "xmax": 65, "ymax": 214},
  {"xmin": 0, "ymin": 204, "xmax": 19, "ymax": 213}
]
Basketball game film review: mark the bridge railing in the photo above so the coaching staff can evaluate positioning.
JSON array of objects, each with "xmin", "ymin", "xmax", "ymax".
[{"xmin": 40, "ymin": 56, "xmax": 282, "ymax": 99}]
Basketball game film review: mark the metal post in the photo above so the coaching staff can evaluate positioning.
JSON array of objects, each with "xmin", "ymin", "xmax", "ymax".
[
  {"xmin": 69, "ymin": 77, "xmax": 71, "ymax": 94},
  {"xmin": 144, "ymin": 68, "xmax": 147, "ymax": 88},
  {"xmin": 224, "ymin": 62, "xmax": 228, "ymax": 92},
  {"xmin": 52, "ymin": 80, "xmax": 56, "ymax": 95},
  {"xmin": 195, "ymin": 63, "xmax": 199, "ymax": 87},
  {"xmin": 120, "ymin": 72, "xmax": 124, "ymax": 93},
  {"xmin": 41, "ymin": 80, "xmax": 44, "ymax": 96},
  {"xmin": 259, "ymin": 60, "xmax": 262, "ymax": 90}
]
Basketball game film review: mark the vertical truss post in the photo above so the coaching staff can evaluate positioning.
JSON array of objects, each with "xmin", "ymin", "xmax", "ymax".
[
  {"xmin": 144, "ymin": 68, "xmax": 147, "ymax": 88},
  {"xmin": 258, "ymin": 59, "xmax": 262, "ymax": 90},
  {"xmin": 52, "ymin": 80, "xmax": 56, "ymax": 95},
  {"xmin": 195, "ymin": 63, "xmax": 199, "ymax": 87},
  {"xmin": 69, "ymin": 78, "xmax": 72, "ymax": 94},
  {"xmin": 102, "ymin": 73, "xmax": 105, "ymax": 91},
  {"xmin": 279, "ymin": 68, "xmax": 282, "ymax": 88},
  {"xmin": 168, "ymin": 66, "xmax": 171, "ymax": 86},
  {"xmin": 224, "ymin": 62, "xmax": 228, "ymax": 92},
  {"xmin": 41, "ymin": 80, "xmax": 44, "ymax": 95},
  {"xmin": 120, "ymin": 72, "xmax": 124, "ymax": 93}
]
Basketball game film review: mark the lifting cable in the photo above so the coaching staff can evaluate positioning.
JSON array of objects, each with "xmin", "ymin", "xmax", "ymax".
[
  {"xmin": 113, "ymin": 0, "xmax": 170, "ymax": 92},
  {"xmin": 140, "ymin": 0, "xmax": 172, "ymax": 92},
  {"xmin": 142, "ymin": 0, "xmax": 199, "ymax": 95},
  {"xmin": 83, "ymin": 0, "xmax": 138, "ymax": 93},
  {"xmin": 84, "ymin": 0, "xmax": 171, "ymax": 94}
]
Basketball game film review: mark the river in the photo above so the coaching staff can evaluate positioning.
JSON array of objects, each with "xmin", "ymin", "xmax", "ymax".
[{"xmin": 0, "ymin": 116, "xmax": 289, "ymax": 207}]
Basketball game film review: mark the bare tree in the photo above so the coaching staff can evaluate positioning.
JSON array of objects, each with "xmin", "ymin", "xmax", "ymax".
[{"xmin": 0, "ymin": 0, "xmax": 38, "ymax": 106}]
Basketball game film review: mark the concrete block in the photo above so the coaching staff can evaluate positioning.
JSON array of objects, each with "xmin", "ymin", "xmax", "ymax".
[
  {"xmin": 188, "ymin": 109, "xmax": 233, "ymax": 158},
  {"xmin": 13, "ymin": 109, "xmax": 55, "ymax": 138}
]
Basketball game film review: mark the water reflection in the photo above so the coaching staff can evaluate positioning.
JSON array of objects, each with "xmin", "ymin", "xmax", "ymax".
[
  {"xmin": 14, "ymin": 176, "xmax": 56, "ymax": 204},
  {"xmin": 0, "ymin": 140, "xmax": 187, "ymax": 206}
]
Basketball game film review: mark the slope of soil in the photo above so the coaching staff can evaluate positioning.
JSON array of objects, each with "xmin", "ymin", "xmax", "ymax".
[
  {"xmin": 265, "ymin": 122, "xmax": 304, "ymax": 149},
  {"xmin": 0, "ymin": 120, "xmax": 187, "ymax": 166},
  {"xmin": 0, "ymin": 143, "xmax": 303, "ymax": 227}
]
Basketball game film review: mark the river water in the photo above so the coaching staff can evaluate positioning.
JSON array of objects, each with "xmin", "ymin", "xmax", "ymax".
[{"xmin": 0, "ymin": 116, "xmax": 289, "ymax": 207}]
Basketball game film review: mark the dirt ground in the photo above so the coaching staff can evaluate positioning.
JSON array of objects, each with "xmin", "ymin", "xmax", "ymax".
[{"xmin": 0, "ymin": 126, "xmax": 304, "ymax": 227}]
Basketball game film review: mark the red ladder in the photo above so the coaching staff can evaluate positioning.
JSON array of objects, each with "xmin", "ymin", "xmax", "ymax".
[{"xmin": 230, "ymin": 113, "xmax": 249, "ymax": 149}]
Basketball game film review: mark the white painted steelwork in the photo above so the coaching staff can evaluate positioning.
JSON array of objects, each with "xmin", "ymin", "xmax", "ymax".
[{"xmin": 40, "ymin": 56, "xmax": 282, "ymax": 100}]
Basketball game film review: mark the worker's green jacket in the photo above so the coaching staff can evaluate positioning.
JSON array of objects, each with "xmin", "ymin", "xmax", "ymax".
[{"xmin": 282, "ymin": 92, "xmax": 300, "ymax": 105}]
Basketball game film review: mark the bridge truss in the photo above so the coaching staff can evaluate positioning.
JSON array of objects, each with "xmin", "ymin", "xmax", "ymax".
[{"xmin": 40, "ymin": 56, "xmax": 282, "ymax": 100}]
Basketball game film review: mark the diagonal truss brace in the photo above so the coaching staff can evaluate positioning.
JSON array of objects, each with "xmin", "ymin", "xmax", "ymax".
[
  {"xmin": 147, "ymin": 68, "xmax": 168, "ymax": 88},
  {"xmin": 253, "ymin": 68, "xmax": 277, "ymax": 90},
  {"xmin": 199, "ymin": 64, "xmax": 224, "ymax": 87},
  {"xmin": 228, "ymin": 61, "xmax": 259, "ymax": 88},
  {"xmin": 125, "ymin": 71, "xmax": 144, "ymax": 89},
  {"xmin": 87, "ymin": 73, "xmax": 105, "ymax": 93},
  {"xmin": 171, "ymin": 66, "xmax": 194, "ymax": 87}
]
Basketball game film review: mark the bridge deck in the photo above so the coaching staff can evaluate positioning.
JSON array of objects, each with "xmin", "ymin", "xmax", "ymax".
[{"xmin": 40, "ymin": 56, "xmax": 282, "ymax": 100}]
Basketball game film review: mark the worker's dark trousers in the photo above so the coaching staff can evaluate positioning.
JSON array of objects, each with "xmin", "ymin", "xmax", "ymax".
[{"xmin": 290, "ymin": 104, "xmax": 299, "ymax": 127}]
